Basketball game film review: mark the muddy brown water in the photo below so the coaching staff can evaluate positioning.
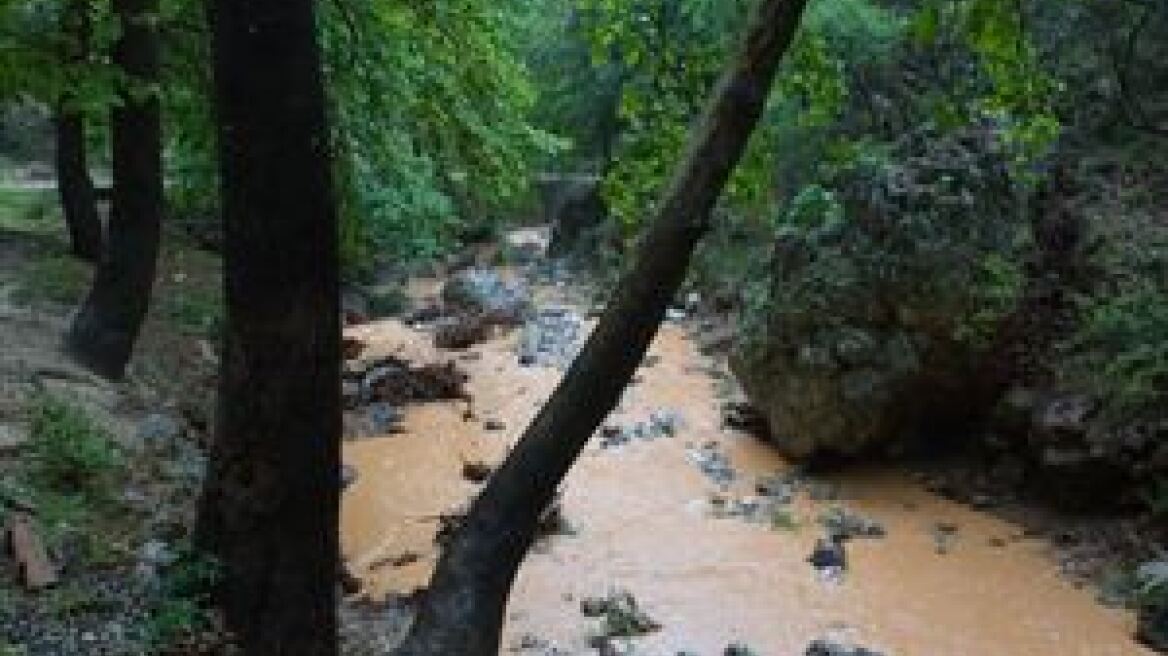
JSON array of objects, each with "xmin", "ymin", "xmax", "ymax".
[{"xmin": 340, "ymin": 278, "xmax": 1148, "ymax": 656}]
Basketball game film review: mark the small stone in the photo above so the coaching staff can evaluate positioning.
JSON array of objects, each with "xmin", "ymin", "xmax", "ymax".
[
  {"xmin": 462, "ymin": 461, "xmax": 493, "ymax": 484},
  {"xmin": 725, "ymin": 643, "xmax": 760, "ymax": 656},
  {"xmin": 484, "ymin": 419, "xmax": 506, "ymax": 431}
]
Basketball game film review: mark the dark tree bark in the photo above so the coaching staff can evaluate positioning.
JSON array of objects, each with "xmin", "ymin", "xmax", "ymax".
[
  {"xmin": 54, "ymin": 0, "xmax": 103, "ymax": 262},
  {"xmin": 55, "ymin": 112, "xmax": 103, "ymax": 262},
  {"xmin": 64, "ymin": 0, "xmax": 162, "ymax": 379},
  {"xmin": 395, "ymin": 1, "xmax": 810, "ymax": 654},
  {"xmin": 194, "ymin": 1, "xmax": 340, "ymax": 655}
]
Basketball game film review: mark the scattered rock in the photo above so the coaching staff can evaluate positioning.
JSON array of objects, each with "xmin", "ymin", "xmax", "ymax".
[
  {"xmin": 725, "ymin": 643, "xmax": 761, "ymax": 656},
  {"xmin": 433, "ymin": 314, "xmax": 491, "ymax": 350},
  {"xmin": 518, "ymin": 306, "xmax": 583, "ymax": 369},
  {"xmin": 721, "ymin": 401, "xmax": 768, "ymax": 436},
  {"xmin": 806, "ymin": 638, "xmax": 886, "ymax": 656},
  {"xmin": 484, "ymin": 419, "xmax": 507, "ymax": 432},
  {"xmin": 442, "ymin": 268, "xmax": 532, "ymax": 325},
  {"xmin": 808, "ymin": 536, "xmax": 847, "ymax": 571},
  {"xmin": 345, "ymin": 355, "xmax": 469, "ymax": 406},
  {"xmin": 686, "ymin": 442, "xmax": 736, "ymax": 486},
  {"xmin": 462, "ymin": 461, "xmax": 493, "ymax": 484},
  {"xmin": 581, "ymin": 589, "xmax": 661, "ymax": 639},
  {"xmin": 817, "ymin": 506, "xmax": 886, "ymax": 541}
]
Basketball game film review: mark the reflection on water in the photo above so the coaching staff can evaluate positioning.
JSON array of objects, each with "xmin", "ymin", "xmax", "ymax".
[{"xmin": 341, "ymin": 311, "xmax": 1148, "ymax": 655}]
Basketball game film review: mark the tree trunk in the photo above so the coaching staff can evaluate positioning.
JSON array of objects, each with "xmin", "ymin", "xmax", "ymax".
[
  {"xmin": 194, "ymin": 1, "xmax": 340, "ymax": 654},
  {"xmin": 54, "ymin": 0, "xmax": 103, "ymax": 262},
  {"xmin": 64, "ymin": 0, "xmax": 161, "ymax": 379},
  {"xmin": 55, "ymin": 113, "xmax": 103, "ymax": 262},
  {"xmin": 394, "ymin": 1, "xmax": 809, "ymax": 654}
]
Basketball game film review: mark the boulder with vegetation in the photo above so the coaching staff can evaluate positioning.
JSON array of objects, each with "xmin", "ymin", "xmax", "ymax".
[{"xmin": 732, "ymin": 125, "xmax": 1032, "ymax": 458}]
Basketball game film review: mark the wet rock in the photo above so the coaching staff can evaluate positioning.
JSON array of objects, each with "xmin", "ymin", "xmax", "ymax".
[
  {"xmin": 755, "ymin": 471, "xmax": 800, "ymax": 504},
  {"xmin": 649, "ymin": 409, "xmax": 683, "ymax": 437},
  {"xmin": 349, "ymin": 355, "xmax": 468, "ymax": 405},
  {"xmin": 433, "ymin": 314, "xmax": 491, "ymax": 350},
  {"xmin": 484, "ymin": 419, "xmax": 507, "ymax": 432},
  {"xmin": 806, "ymin": 638, "xmax": 886, "ymax": 656},
  {"xmin": 724, "ymin": 643, "xmax": 760, "ymax": 656},
  {"xmin": 461, "ymin": 461, "xmax": 493, "ymax": 484},
  {"xmin": 581, "ymin": 589, "xmax": 661, "ymax": 638},
  {"xmin": 442, "ymin": 268, "xmax": 532, "ymax": 325},
  {"xmin": 721, "ymin": 401, "xmax": 769, "ymax": 436},
  {"xmin": 808, "ymin": 536, "xmax": 847, "ymax": 570},
  {"xmin": 518, "ymin": 306, "xmax": 583, "ymax": 369},
  {"xmin": 686, "ymin": 443, "xmax": 736, "ymax": 486},
  {"xmin": 817, "ymin": 506, "xmax": 885, "ymax": 541}
]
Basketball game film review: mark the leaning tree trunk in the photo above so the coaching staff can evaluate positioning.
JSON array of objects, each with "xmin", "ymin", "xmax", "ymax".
[
  {"xmin": 194, "ymin": 0, "xmax": 340, "ymax": 654},
  {"xmin": 64, "ymin": 0, "xmax": 161, "ymax": 379},
  {"xmin": 54, "ymin": 0, "xmax": 103, "ymax": 262},
  {"xmin": 55, "ymin": 112, "xmax": 103, "ymax": 262},
  {"xmin": 395, "ymin": 1, "xmax": 810, "ymax": 654}
]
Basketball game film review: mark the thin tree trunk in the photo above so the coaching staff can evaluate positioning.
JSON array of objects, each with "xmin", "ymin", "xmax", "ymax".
[
  {"xmin": 194, "ymin": 0, "xmax": 340, "ymax": 654},
  {"xmin": 55, "ymin": 112, "xmax": 103, "ymax": 262},
  {"xmin": 64, "ymin": 0, "xmax": 161, "ymax": 379},
  {"xmin": 395, "ymin": 1, "xmax": 809, "ymax": 654},
  {"xmin": 54, "ymin": 0, "xmax": 102, "ymax": 262}
]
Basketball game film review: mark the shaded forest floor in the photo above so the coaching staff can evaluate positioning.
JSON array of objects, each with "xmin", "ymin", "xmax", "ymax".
[{"xmin": 0, "ymin": 191, "xmax": 1159, "ymax": 655}]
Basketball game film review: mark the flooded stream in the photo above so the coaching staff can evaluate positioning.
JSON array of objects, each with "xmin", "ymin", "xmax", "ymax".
[{"xmin": 340, "ymin": 274, "xmax": 1149, "ymax": 655}]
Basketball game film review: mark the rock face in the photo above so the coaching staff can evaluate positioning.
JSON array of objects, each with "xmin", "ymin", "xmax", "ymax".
[
  {"xmin": 538, "ymin": 174, "xmax": 607, "ymax": 258},
  {"xmin": 441, "ymin": 268, "xmax": 532, "ymax": 325},
  {"xmin": 732, "ymin": 126, "xmax": 1025, "ymax": 459}
]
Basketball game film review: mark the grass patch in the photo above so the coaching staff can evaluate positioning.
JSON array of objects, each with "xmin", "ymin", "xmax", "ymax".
[
  {"xmin": 158, "ymin": 286, "xmax": 223, "ymax": 337},
  {"xmin": 10, "ymin": 254, "xmax": 91, "ymax": 306},
  {"xmin": 14, "ymin": 395, "xmax": 125, "ymax": 555},
  {"xmin": 0, "ymin": 188, "xmax": 57, "ymax": 235}
]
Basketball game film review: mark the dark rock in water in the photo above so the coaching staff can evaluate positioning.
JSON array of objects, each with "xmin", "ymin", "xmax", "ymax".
[
  {"xmin": 721, "ymin": 401, "xmax": 769, "ymax": 436},
  {"xmin": 538, "ymin": 174, "xmax": 608, "ymax": 259},
  {"xmin": 805, "ymin": 639, "xmax": 886, "ymax": 656},
  {"xmin": 461, "ymin": 461, "xmax": 493, "ymax": 484},
  {"xmin": 808, "ymin": 536, "xmax": 847, "ymax": 570},
  {"xmin": 580, "ymin": 589, "xmax": 661, "ymax": 638},
  {"xmin": 724, "ymin": 643, "xmax": 760, "ymax": 656},
  {"xmin": 350, "ymin": 355, "xmax": 468, "ymax": 405},
  {"xmin": 433, "ymin": 314, "xmax": 490, "ymax": 350},
  {"xmin": 441, "ymin": 268, "xmax": 532, "ymax": 325},
  {"xmin": 484, "ymin": 419, "xmax": 506, "ymax": 432}
]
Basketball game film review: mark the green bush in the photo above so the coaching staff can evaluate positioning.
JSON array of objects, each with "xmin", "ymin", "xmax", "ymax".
[{"xmin": 26, "ymin": 395, "xmax": 122, "ymax": 497}]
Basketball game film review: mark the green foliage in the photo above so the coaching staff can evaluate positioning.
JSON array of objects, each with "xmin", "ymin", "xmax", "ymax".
[
  {"xmin": 27, "ymin": 394, "xmax": 122, "ymax": 496},
  {"xmin": 320, "ymin": 0, "xmax": 566, "ymax": 272},
  {"xmin": 143, "ymin": 545, "xmax": 220, "ymax": 649}
]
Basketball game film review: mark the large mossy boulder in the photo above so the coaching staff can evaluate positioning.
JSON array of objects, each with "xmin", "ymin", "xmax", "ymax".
[{"xmin": 731, "ymin": 125, "xmax": 1031, "ymax": 459}]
